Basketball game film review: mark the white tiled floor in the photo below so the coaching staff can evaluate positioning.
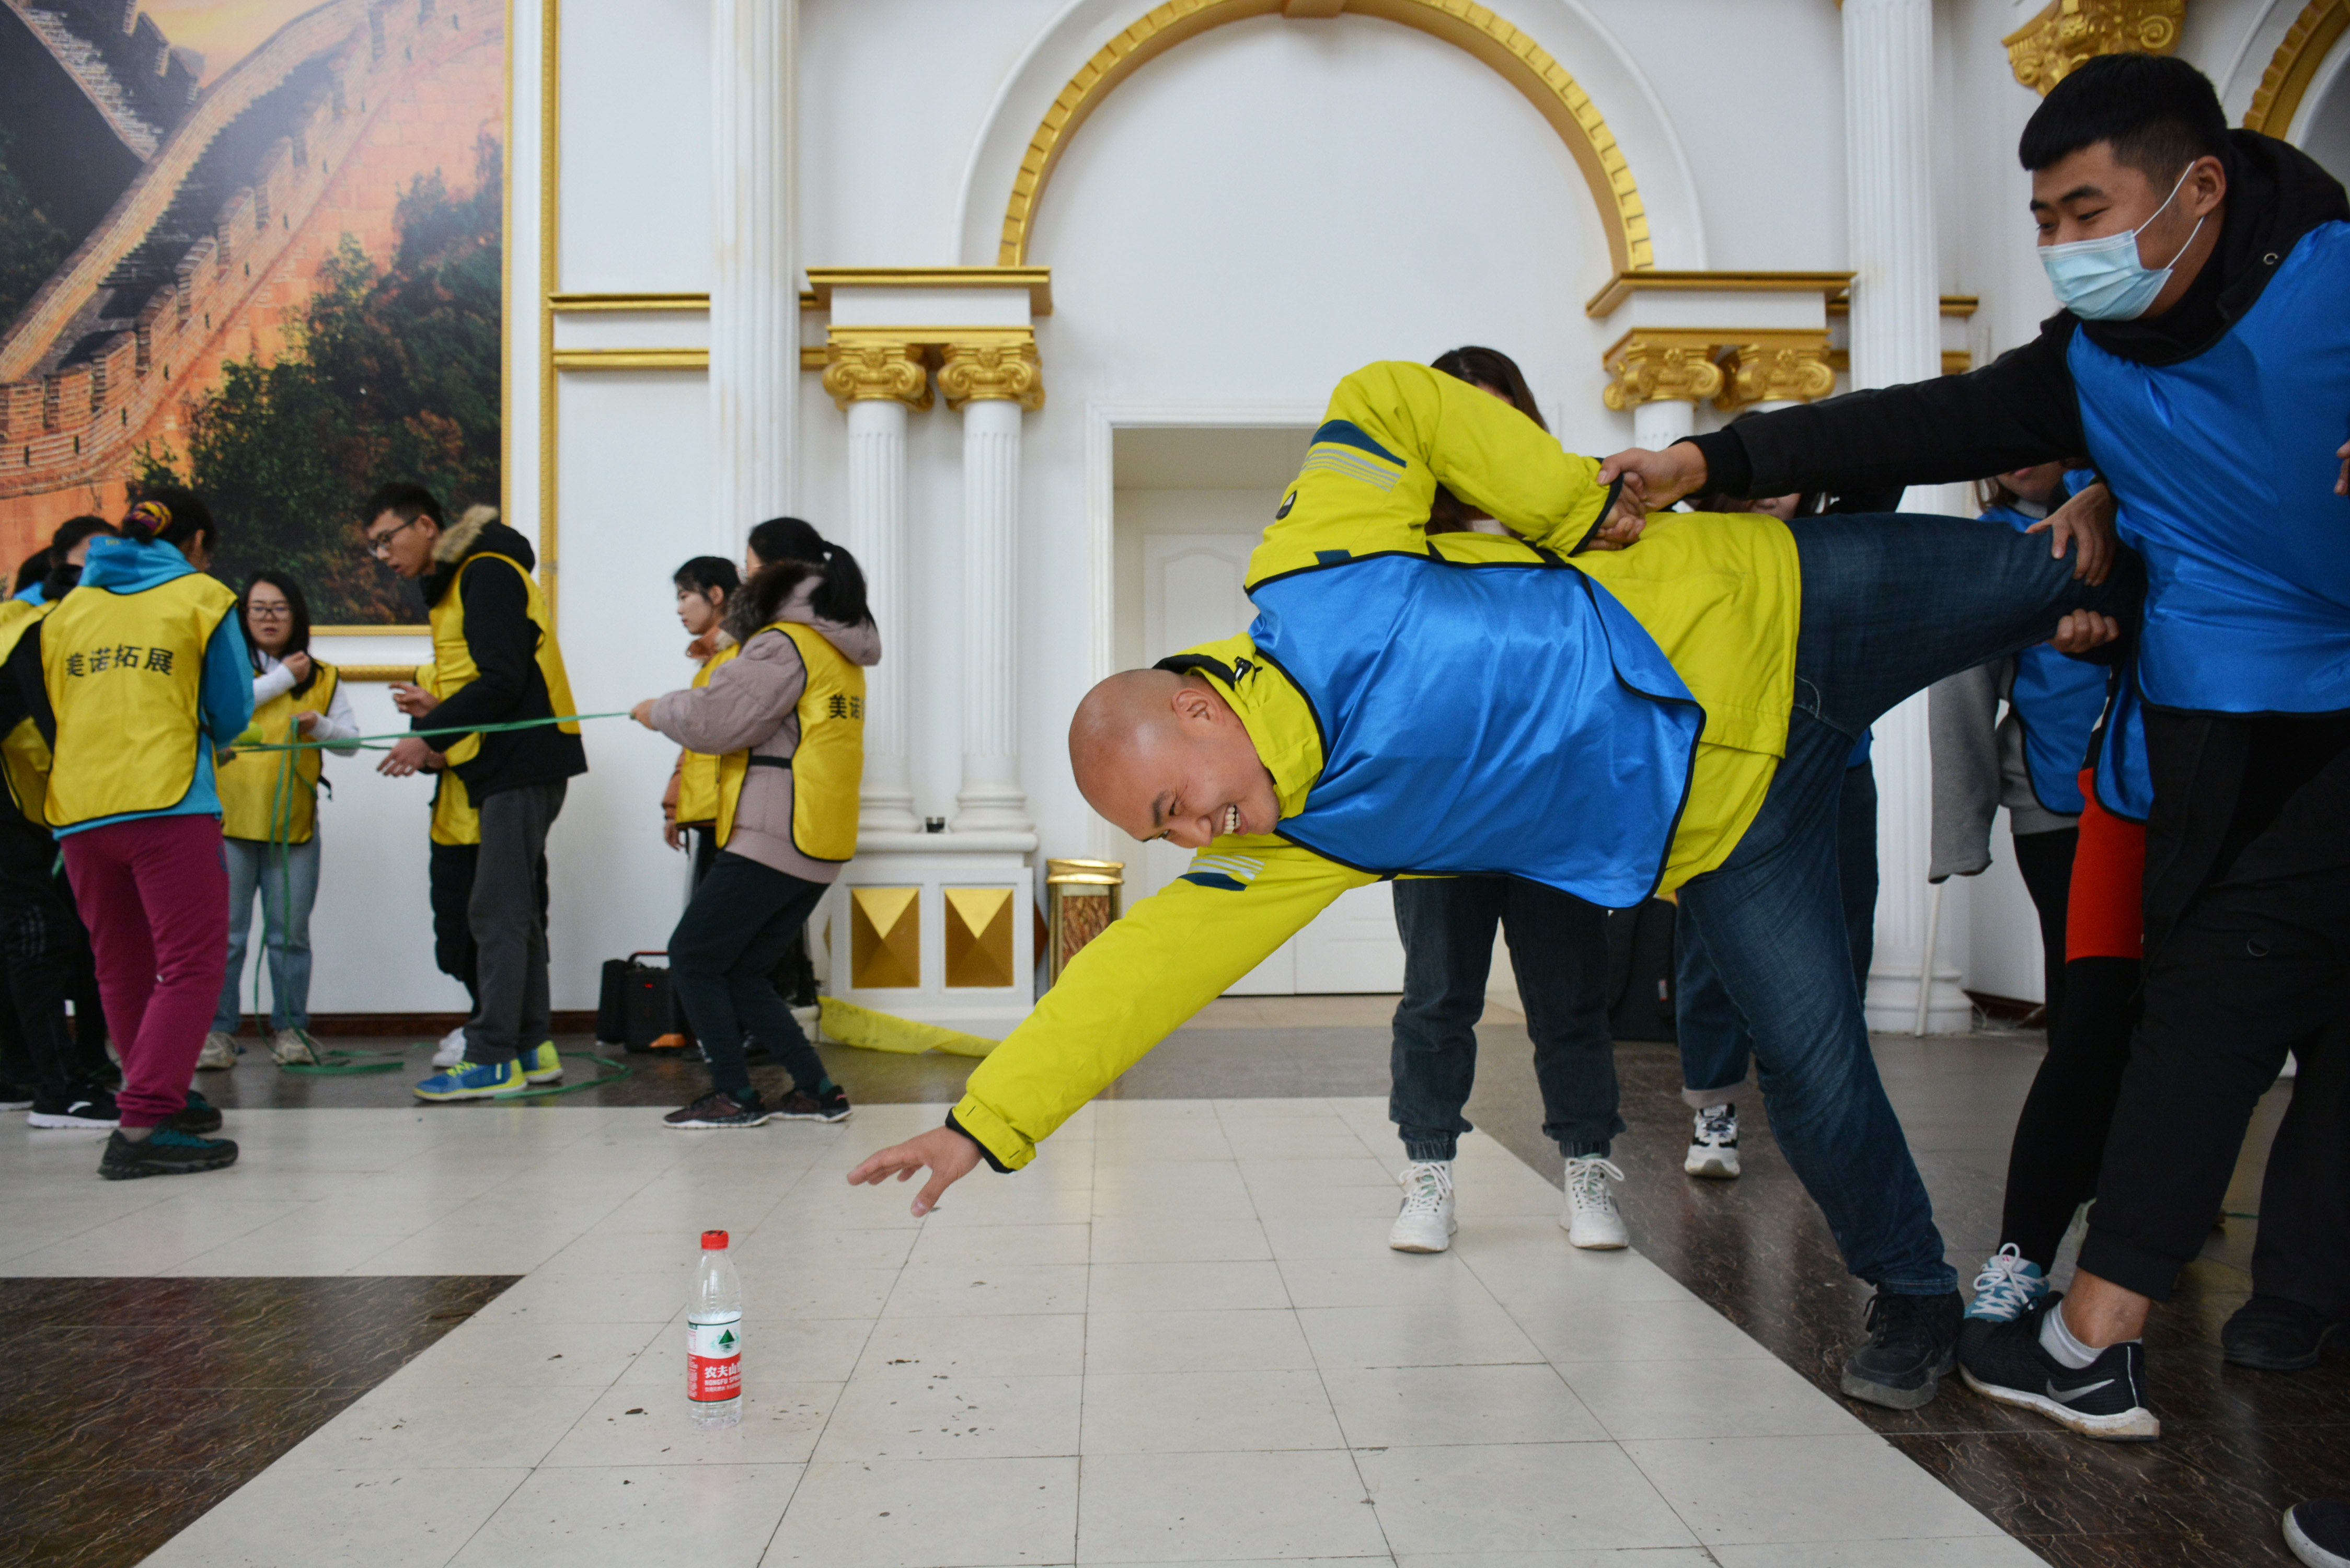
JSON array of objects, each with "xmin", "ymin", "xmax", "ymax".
[{"xmin": 0, "ymin": 1098, "xmax": 2047, "ymax": 1567}]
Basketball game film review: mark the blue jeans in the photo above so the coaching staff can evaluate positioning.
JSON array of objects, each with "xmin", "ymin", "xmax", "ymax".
[
  {"xmin": 214, "ymin": 835, "xmax": 321, "ymax": 1032},
  {"xmin": 1677, "ymin": 759, "xmax": 1877, "ymax": 1104},
  {"xmin": 1674, "ymin": 514, "xmax": 2135, "ymax": 1295},
  {"xmin": 1390, "ymin": 875, "xmax": 1620, "ymax": 1161}
]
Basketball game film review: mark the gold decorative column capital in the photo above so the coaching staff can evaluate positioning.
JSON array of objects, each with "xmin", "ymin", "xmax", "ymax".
[
  {"xmin": 937, "ymin": 330, "xmax": 1044, "ymax": 412},
  {"xmin": 2003, "ymin": 0, "xmax": 2184, "ymax": 96},
  {"xmin": 1715, "ymin": 333, "xmax": 1837, "ymax": 411},
  {"xmin": 821, "ymin": 333, "xmax": 932, "ymax": 411},
  {"xmin": 1600, "ymin": 331, "xmax": 1724, "ymax": 411}
]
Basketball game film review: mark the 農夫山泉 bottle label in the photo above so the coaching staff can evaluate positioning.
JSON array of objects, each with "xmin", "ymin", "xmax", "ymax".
[{"xmin": 686, "ymin": 1311, "xmax": 742, "ymax": 1402}]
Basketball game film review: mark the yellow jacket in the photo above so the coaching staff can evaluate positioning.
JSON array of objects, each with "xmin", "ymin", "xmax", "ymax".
[{"xmin": 952, "ymin": 362, "xmax": 1802, "ymax": 1172}]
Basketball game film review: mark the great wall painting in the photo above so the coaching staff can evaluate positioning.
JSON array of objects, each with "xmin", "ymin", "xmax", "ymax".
[{"xmin": 0, "ymin": 0, "xmax": 503, "ymax": 624}]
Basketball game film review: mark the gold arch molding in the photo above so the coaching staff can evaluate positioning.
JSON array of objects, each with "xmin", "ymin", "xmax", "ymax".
[
  {"xmin": 998, "ymin": 0, "xmax": 1654, "ymax": 272},
  {"xmin": 2244, "ymin": 0, "xmax": 2350, "ymax": 135}
]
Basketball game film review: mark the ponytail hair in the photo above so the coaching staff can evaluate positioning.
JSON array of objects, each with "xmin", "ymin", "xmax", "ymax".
[
  {"xmin": 722, "ymin": 558, "xmax": 822, "ymax": 645},
  {"xmin": 122, "ymin": 484, "xmax": 216, "ymax": 551},
  {"xmin": 743, "ymin": 515, "xmax": 871, "ymax": 629}
]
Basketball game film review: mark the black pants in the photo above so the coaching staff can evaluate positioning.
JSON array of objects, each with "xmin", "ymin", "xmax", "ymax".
[
  {"xmin": 0, "ymin": 822, "xmax": 95, "ymax": 1098},
  {"xmin": 1998, "ymin": 953, "xmax": 2138, "ymax": 1270},
  {"xmin": 2010, "ymin": 826, "xmax": 2078, "ymax": 1035},
  {"xmin": 2080, "ymin": 729, "xmax": 2350, "ymax": 1307},
  {"xmin": 667, "ymin": 851, "xmax": 829, "ymax": 1099},
  {"xmin": 466, "ymin": 782, "xmax": 564, "ymax": 1063},
  {"xmin": 430, "ymin": 840, "xmax": 550, "ymax": 1014},
  {"xmin": 1389, "ymin": 875, "xmax": 1620, "ymax": 1160}
]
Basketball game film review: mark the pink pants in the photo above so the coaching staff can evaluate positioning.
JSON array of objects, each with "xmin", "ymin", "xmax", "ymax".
[{"xmin": 61, "ymin": 815, "xmax": 230, "ymax": 1128}]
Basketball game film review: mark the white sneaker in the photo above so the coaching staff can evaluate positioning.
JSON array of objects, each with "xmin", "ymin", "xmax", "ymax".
[
  {"xmin": 1388, "ymin": 1160, "xmax": 1456, "ymax": 1253},
  {"xmin": 432, "ymin": 1026, "xmax": 467, "ymax": 1068},
  {"xmin": 269, "ymin": 1027, "xmax": 320, "ymax": 1066},
  {"xmin": 1684, "ymin": 1102, "xmax": 1741, "ymax": 1179},
  {"xmin": 1562, "ymin": 1155, "xmax": 1629, "ymax": 1249},
  {"xmin": 197, "ymin": 1032, "xmax": 237, "ymax": 1070}
]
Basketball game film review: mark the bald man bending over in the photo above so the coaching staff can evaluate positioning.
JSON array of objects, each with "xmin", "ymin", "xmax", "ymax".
[{"xmin": 850, "ymin": 361, "xmax": 2130, "ymax": 1413}]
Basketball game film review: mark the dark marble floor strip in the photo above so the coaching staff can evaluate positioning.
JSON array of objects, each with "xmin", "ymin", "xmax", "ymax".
[{"xmin": 0, "ymin": 1275, "xmax": 515, "ymax": 1568}]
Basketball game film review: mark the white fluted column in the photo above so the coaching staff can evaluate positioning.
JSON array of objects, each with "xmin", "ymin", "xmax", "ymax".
[
  {"xmin": 1632, "ymin": 399, "xmax": 1694, "ymax": 451},
  {"xmin": 708, "ymin": 0, "xmax": 795, "ymax": 545},
  {"xmin": 940, "ymin": 336, "xmax": 1043, "ymax": 836},
  {"xmin": 1846, "ymin": 0, "xmax": 1973, "ymax": 1032},
  {"xmin": 824, "ymin": 339, "xmax": 929, "ymax": 834}
]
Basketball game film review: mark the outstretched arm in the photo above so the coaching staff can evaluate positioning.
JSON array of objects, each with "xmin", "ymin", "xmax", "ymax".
[{"xmin": 848, "ymin": 841, "xmax": 1370, "ymax": 1213}]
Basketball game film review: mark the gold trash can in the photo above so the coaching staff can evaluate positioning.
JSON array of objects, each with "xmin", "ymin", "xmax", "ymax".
[{"xmin": 1044, "ymin": 858, "xmax": 1124, "ymax": 987}]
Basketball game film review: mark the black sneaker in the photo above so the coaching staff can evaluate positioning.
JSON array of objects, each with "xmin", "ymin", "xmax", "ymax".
[
  {"xmin": 170, "ymin": 1090, "xmax": 223, "ymax": 1135},
  {"xmin": 774, "ymin": 1085, "xmax": 851, "ymax": 1123},
  {"xmin": 0, "ymin": 1081, "xmax": 31, "ymax": 1111},
  {"xmin": 28, "ymin": 1089, "xmax": 120, "ymax": 1129},
  {"xmin": 2285, "ymin": 1498, "xmax": 2350, "ymax": 1567},
  {"xmin": 2225, "ymin": 1295, "xmax": 2347, "ymax": 1370},
  {"xmin": 662, "ymin": 1090, "xmax": 775, "ymax": 1129},
  {"xmin": 100, "ymin": 1127, "xmax": 240, "ymax": 1179},
  {"xmin": 1959, "ymin": 1294, "xmax": 2160, "ymax": 1440},
  {"xmin": 1839, "ymin": 1289, "xmax": 1961, "ymax": 1410}
]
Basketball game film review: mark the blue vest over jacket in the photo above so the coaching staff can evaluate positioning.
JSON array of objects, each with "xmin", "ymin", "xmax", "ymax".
[
  {"xmin": 1981, "ymin": 499, "xmax": 2110, "ymax": 814},
  {"xmin": 1248, "ymin": 553, "xmax": 1703, "ymax": 908},
  {"xmin": 2069, "ymin": 221, "xmax": 2350, "ymax": 714}
]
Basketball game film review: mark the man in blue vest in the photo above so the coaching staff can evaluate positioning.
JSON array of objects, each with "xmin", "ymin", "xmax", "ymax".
[{"xmin": 1600, "ymin": 53, "xmax": 2350, "ymax": 1442}]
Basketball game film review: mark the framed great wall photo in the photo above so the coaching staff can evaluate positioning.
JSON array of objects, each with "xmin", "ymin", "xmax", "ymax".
[{"xmin": 0, "ymin": 0, "xmax": 504, "ymax": 627}]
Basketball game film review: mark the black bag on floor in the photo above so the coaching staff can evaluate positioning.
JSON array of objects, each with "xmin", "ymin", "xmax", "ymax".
[
  {"xmin": 597, "ymin": 952, "xmax": 675, "ymax": 1053},
  {"xmin": 1606, "ymin": 898, "xmax": 1678, "ymax": 1043}
]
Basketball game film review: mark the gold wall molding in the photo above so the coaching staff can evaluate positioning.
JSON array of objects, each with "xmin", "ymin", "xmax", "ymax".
[
  {"xmin": 806, "ymin": 268, "xmax": 1054, "ymax": 315},
  {"xmin": 2244, "ymin": 0, "xmax": 2350, "ymax": 132},
  {"xmin": 1826, "ymin": 292, "xmax": 1978, "ymax": 319},
  {"xmin": 547, "ymin": 292, "xmax": 709, "ymax": 313},
  {"xmin": 2003, "ymin": 0, "xmax": 2184, "ymax": 96},
  {"xmin": 998, "ymin": 0, "xmax": 1653, "ymax": 273},
  {"xmin": 938, "ymin": 332, "xmax": 1045, "ymax": 411},
  {"xmin": 850, "ymin": 887, "xmax": 921, "ymax": 989},
  {"xmin": 1714, "ymin": 334, "xmax": 1837, "ymax": 411},
  {"xmin": 551, "ymin": 349, "xmax": 709, "ymax": 370},
  {"xmin": 335, "ymin": 663, "xmax": 431, "ymax": 679},
  {"xmin": 1826, "ymin": 349, "xmax": 1973, "ymax": 375},
  {"xmin": 821, "ymin": 334, "xmax": 934, "ymax": 410},
  {"xmin": 1600, "ymin": 331, "xmax": 1726, "ymax": 409},
  {"xmin": 1586, "ymin": 270, "xmax": 1853, "ymax": 318}
]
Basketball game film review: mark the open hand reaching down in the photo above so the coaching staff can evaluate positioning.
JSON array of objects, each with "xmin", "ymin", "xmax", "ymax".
[{"xmin": 847, "ymin": 1124, "xmax": 984, "ymax": 1217}]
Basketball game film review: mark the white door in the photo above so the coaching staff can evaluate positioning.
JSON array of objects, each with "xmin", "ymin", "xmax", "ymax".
[{"xmin": 1136, "ymin": 529, "xmax": 1405, "ymax": 994}]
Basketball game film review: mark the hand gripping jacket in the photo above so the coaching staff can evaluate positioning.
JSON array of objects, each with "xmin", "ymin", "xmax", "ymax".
[
  {"xmin": 0, "ymin": 600, "xmax": 54, "ymax": 827},
  {"xmin": 216, "ymin": 662, "xmax": 340, "ymax": 844},
  {"xmin": 712, "ymin": 622, "xmax": 863, "ymax": 862},
  {"xmin": 40, "ymin": 570, "xmax": 238, "ymax": 829},
  {"xmin": 2069, "ymin": 220, "xmax": 2350, "ymax": 714},
  {"xmin": 1979, "ymin": 496, "xmax": 2111, "ymax": 815},
  {"xmin": 427, "ymin": 551, "xmax": 581, "ymax": 765},
  {"xmin": 674, "ymin": 643, "xmax": 743, "ymax": 827}
]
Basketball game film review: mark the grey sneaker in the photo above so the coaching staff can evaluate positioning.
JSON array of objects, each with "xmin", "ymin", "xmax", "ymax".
[
  {"xmin": 269, "ymin": 1027, "xmax": 320, "ymax": 1066},
  {"xmin": 197, "ymin": 1032, "xmax": 238, "ymax": 1070}
]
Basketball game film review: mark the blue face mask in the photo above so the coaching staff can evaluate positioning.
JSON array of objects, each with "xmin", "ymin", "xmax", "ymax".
[{"xmin": 2037, "ymin": 166, "xmax": 2206, "ymax": 321}]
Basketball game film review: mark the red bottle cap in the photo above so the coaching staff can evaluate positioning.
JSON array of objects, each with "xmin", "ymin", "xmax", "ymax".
[{"xmin": 700, "ymin": 1229, "xmax": 729, "ymax": 1250}]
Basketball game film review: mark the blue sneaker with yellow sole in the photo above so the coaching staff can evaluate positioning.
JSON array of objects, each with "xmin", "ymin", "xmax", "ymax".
[
  {"xmin": 522, "ymin": 1041, "xmax": 563, "ymax": 1084},
  {"xmin": 413, "ymin": 1058, "xmax": 529, "ymax": 1103}
]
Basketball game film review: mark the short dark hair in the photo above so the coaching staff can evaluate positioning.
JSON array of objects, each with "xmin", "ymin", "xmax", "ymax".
[
  {"xmin": 47, "ymin": 515, "xmax": 113, "ymax": 568},
  {"xmin": 13, "ymin": 557, "xmax": 46, "ymax": 594},
  {"xmin": 2019, "ymin": 53, "xmax": 2228, "ymax": 182},
  {"xmin": 674, "ymin": 556, "xmax": 740, "ymax": 598},
  {"xmin": 362, "ymin": 481, "xmax": 445, "ymax": 530}
]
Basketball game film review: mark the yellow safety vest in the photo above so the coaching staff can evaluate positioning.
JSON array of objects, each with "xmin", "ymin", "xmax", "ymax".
[
  {"xmin": 426, "ymin": 551, "xmax": 579, "ymax": 767},
  {"xmin": 41, "ymin": 571, "xmax": 238, "ymax": 830},
  {"xmin": 414, "ymin": 662, "xmax": 480, "ymax": 847},
  {"xmin": 216, "ymin": 662, "xmax": 340, "ymax": 844},
  {"xmin": 0, "ymin": 600, "xmax": 54, "ymax": 829},
  {"xmin": 713, "ymin": 622, "xmax": 863, "ymax": 863},
  {"xmin": 673, "ymin": 642, "xmax": 741, "ymax": 827}
]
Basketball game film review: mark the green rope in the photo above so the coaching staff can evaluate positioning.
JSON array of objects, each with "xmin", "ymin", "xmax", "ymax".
[{"xmin": 228, "ymin": 710, "xmax": 634, "ymax": 754}]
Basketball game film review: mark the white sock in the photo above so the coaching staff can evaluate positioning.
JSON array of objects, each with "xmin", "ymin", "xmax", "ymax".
[{"xmin": 2038, "ymin": 1301, "xmax": 2109, "ymax": 1369}]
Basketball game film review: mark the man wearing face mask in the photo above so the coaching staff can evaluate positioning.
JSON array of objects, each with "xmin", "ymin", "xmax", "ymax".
[{"xmin": 1600, "ymin": 53, "xmax": 2350, "ymax": 1443}]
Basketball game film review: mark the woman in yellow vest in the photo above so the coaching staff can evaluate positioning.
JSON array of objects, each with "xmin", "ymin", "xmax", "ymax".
[
  {"xmin": 660, "ymin": 556, "xmax": 742, "ymax": 877},
  {"xmin": 22, "ymin": 487, "xmax": 253, "ymax": 1179},
  {"xmin": 203, "ymin": 573, "xmax": 361, "ymax": 1071},
  {"xmin": 631, "ymin": 518, "xmax": 878, "ymax": 1129}
]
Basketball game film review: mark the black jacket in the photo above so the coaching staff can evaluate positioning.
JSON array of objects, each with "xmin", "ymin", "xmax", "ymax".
[
  {"xmin": 421, "ymin": 513, "xmax": 588, "ymax": 800},
  {"xmin": 1687, "ymin": 132, "xmax": 2350, "ymax": 954}
]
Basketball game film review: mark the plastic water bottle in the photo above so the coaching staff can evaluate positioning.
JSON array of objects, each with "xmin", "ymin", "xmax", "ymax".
[{"xmin": 686, "ymin": 1229, "xmax": 743, "ymax": 1430}]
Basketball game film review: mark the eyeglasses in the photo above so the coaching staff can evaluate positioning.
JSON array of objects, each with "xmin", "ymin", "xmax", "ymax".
[
  {"xmin": 362, "ymin": 516, "xmax": 422, "ymax": 558},
  {"xmin": 248, "ymin": 604, "xmax": 292, "ymax": 619}
]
